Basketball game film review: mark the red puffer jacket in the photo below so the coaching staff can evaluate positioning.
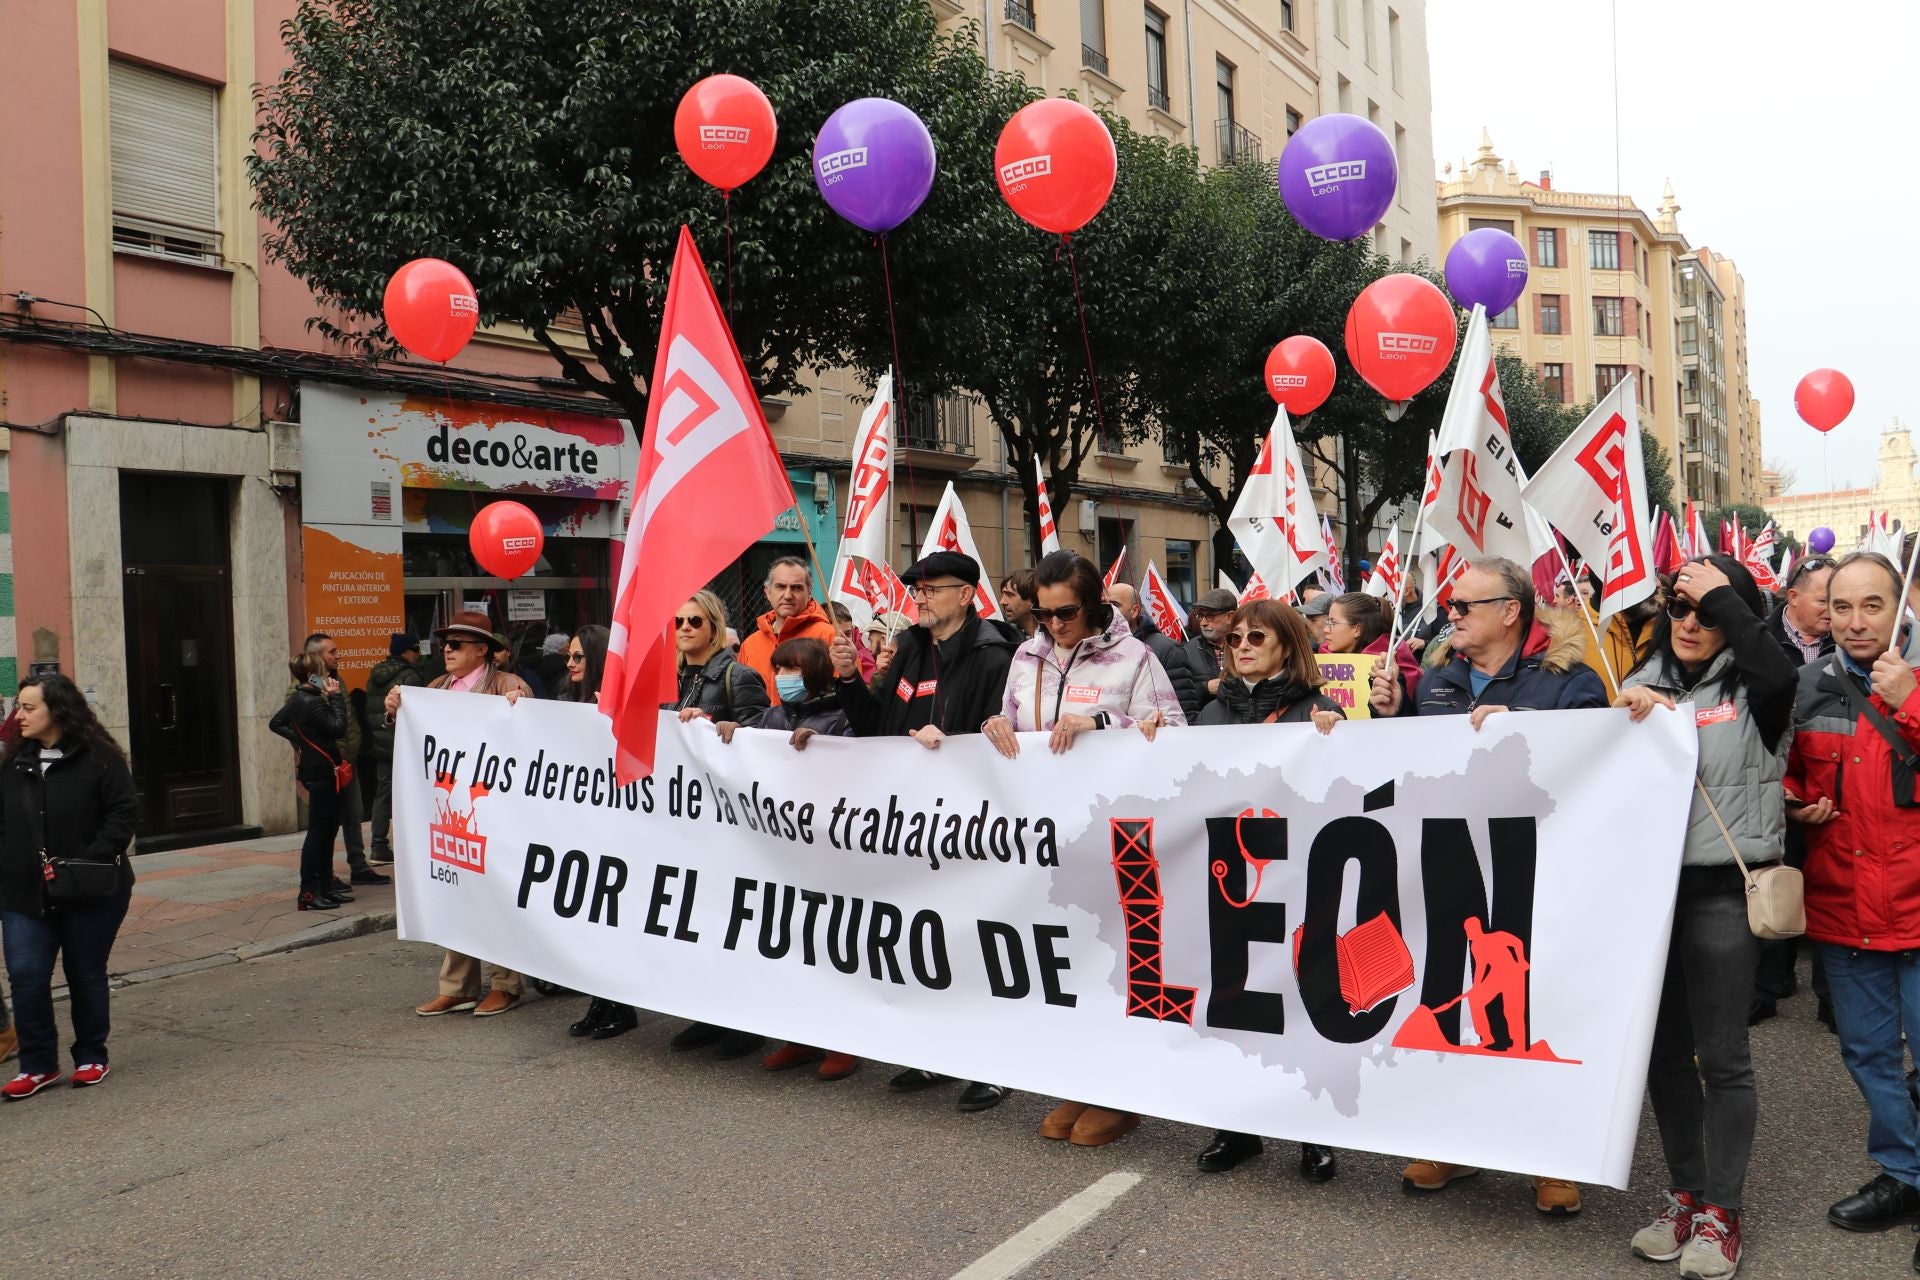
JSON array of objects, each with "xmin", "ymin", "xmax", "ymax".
[{"xmin": 1784, "ymin": 653, "xmax": 1920, "ymax": 950}]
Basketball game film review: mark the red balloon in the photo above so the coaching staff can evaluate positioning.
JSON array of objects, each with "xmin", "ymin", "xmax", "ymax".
[
  {"xmin": 382, "ymin": 258, "xmax": 479, "ymax": 363},
  {"xmin": 469, "ymin": 501, "xmax": 544, "ymax": 580},
  {"xmin": 1343, "ymin": 274, "xmax": 1458, "ymax": 403},
  {"xmin": 1795, "ymin": 368, "xmax": 1855, "ymax": 434},
  {"xmin": 1264, "ymin": 336, "xmax": 1336, "ymax": 413},
  {"xmin": 994, "ymin": 99, "xmax": 1116, "ymax": 235},
  {"xmin": 674, "ymin": 74, "xmax": 777, "ymax": 192}
]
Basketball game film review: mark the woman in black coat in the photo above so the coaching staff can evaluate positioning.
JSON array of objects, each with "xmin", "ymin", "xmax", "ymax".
[
  {"xmin": 269, "ymin": 653, "xmax": 353, "ymax": 911},
  {"xmin": 0, "ymin": 674, "xmax": 137, "ymax": 1097},
  {"xmin": 1192, "ymin": 600, "xmax": 1342, "ymax": 1181}
]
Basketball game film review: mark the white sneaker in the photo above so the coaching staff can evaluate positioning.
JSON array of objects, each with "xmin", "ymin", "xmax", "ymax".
[
  {"xmin": 1678, "ymin": 1205, "xmax": 1741, "ymax": 1279},
  {"xmin": 1630, "ymin": 1189, "xmax": 1700, "ymax": 1261}
]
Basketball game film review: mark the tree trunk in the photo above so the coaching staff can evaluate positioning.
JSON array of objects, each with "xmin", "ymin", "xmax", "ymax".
[{"xmin": 1341, "ymin": 432, "xmax": 1366, "ymax": 586}]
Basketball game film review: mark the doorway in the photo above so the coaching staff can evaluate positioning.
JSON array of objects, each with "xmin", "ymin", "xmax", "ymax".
[{"xmin": 120, "ymin": 473, "xmax": 241, "ymax": 838}]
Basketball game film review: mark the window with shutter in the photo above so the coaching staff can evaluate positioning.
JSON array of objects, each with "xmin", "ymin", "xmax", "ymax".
[{"xmin": 110, "ymin": 61, "xmax": 222, "ymax": 265}]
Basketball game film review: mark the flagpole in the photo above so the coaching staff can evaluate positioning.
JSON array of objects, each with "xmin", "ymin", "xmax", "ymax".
[
  {"xmin": 1553, "ymin": 540, "xmax": 1619, "ymax": 692},
  {"xmin": 1896, "ymin": 527, "xmax": 1920, "ymax": 657}
]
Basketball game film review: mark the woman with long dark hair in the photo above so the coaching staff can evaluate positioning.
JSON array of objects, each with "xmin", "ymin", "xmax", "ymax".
[
  {"xmin": 1616, "ymin": 554, "xmax": 1795, "ymax": 1277},
  {"xmin": 1323, "ymin": 592, "xmax": 1422, "ymax": 702},
  {"xmin": 1193, "ymin": 600, "xmax": 1342, "ymax": 1182},
  {"xmin": 550, "ymin": 625, "xmax": 638, "ymax": 1042},
  {"xmin": 0, "ymin": 675, "xmax": 138, "ymax": 1097},
  {"xmin": 269, "ymin": 652, "xmax": 354, "ymax": 911}
]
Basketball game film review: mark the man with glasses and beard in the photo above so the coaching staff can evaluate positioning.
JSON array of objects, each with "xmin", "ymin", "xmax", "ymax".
[
  {"xmin": 830, "ymin": 550, "xmax": 1016, "ymax": 1113},
  {"xmin": 1368, "ymin": 556, "xmax": 1607, "ymax": 1218}
]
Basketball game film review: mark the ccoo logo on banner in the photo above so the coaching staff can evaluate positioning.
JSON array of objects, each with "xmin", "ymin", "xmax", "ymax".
[{"xmin": 394, "ymin": 690, "xmax": 1697, "ymax": 1186}]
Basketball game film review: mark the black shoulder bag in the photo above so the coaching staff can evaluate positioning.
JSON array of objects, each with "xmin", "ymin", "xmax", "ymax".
[
  {"xmin": 34, "ymin": 760, "xmax": 125, "ymax": 902},
  {"xmin": 1834, "ymin": 669, "xmax": 1920, "ymax": 809}
]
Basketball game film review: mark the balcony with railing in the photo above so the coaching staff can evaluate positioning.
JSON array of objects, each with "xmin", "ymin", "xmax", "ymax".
[
  {"xmin": 1005, "ymin": 0, "xmax": 1036, "ymax": 32},
  {"xmin": 901, "ymin": 395, "xmax": 978, "ymax": 470},
  {"xmin": 1147, "ymin": 83, "xmax": 1170, "ymax": 112},
  {"xmin": 1216, "ymin": 118, "xmax": 1262, "ymax": 165},
  {"xmin": 1081, "ymin": 44, "xmax": 1109, "ymax": 76}
]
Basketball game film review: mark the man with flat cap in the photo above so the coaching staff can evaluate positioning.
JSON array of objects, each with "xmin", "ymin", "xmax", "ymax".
[{"xmin": 829, "ymin": 549, "xmax": 1016, "ymax": 1112}]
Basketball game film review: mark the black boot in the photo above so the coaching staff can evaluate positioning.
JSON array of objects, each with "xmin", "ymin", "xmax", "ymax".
[
  {"xmin": 1196, "ymin": 1130, "xmax": 1263, "ymax": 1173},
  {"xmin": 590, "ymin": 1003, "xmax": 638, "ymax": 1040},
  {"xmin": 569, "ymin": 998, "xmax": 610, "ymax": 1038},
  {"xmin": 1299, "ymin": 1143, "xmax": 1338, "ymax": 1182},
  {"xmin": 669, "ymin": 1021, "xmax": 725, "ymax": 1051},
  {"xmin": 1829, "ymin": 1173, "xmax": 1920, "ymax": 1231}
]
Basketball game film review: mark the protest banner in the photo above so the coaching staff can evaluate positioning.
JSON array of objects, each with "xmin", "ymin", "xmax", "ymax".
[
  {"xmin": 395, "ymin": 690, "xmax": 1695, "ymax": 1185},
  {"xmin": 1315, "ymin": 653, "xmax": 1379, "ymax": 719}
]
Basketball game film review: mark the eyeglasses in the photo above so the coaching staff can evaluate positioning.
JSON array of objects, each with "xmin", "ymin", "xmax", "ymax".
[
  {"xmin": 1225, "ymin": 630, "xmax": 1270, "ymax": 648},
  {"xmin": 1445, "ymin": 595, "xmax": 1514, "ymax": 618},
  {"xmin": 565, "ymin": 651, "xmax": 586, "ymax": 664},
  {"xmin": 908, "ymin": 582, "xmax": 970, "ymax": 601},
  {"xmin": 1666, "ymin": 600, "xmax": 1721, "ymax": 630},
  {"xmin": 672, "ymin": 615, "xmax": 707, "ymax": 631},
  {"xmin": 1031, "ymin": 604, "xmax": 1085, "ymax": 624},
  {"xmin": 1786, "ymin": 555, "xmax": 1837, "ymax": 589}
]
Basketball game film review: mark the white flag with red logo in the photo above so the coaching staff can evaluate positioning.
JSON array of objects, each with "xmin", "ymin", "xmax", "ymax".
[
  {"xmin": 601, "ymin": 226, "xmax": 798, "ymax": 782},
  {"xmin": 1684, "ymin": 502, "xmax": 1711, "ymax": 561},
  {"xmin": 863, "ymin": 557, "xmax": 918, "ymax": 624},
  {"xmin": 1363, "ymin": 526, "xmax": 1404, "ymax": 599},
  {"xmin": 1227, "ymin": 407, "xmax": 1328, "ymax": 594},
  {"xmin": 1424, "ymin": 545, "xmax": 1468, "ymax": 623},
  {"xmin": 827, "ymin": 373, "xmax": 896, "ymax": 630},
  {"xmin": 1141, "ymin": 560, "xmax": 1187, "ymax": 642},
  {"xmin": 1744, "ymin": 522, "xmax": 1780, "ymax": 592},
  {"xmin": 1429, "ymin": 307, "xmax": 1534, "ymax": 565},
  {"xmin": 1035, "ymin": 456, "xmax": 1062, "ymax": 555},
  {"xmin": 1319, "ymin": 515, "xmax": 1346, "ymax": 593},
  {"xmin": 1520, "ymin": 380, "xmax": 1656, "ymax": 616},
  {"xmin": 1239, "ymin": 570, "xmax": 1271, "ymax": 603},
  {"xmin": 828, "ymin": 554, "xmax": 878, "ymax": 630},
  {"xmin": 1102, "ymin": 547, "xmax": 1128, "ymax": 589},
  {"xmin": 919, "ymin": 482, "xmax": 1002, "ymax": 620}
]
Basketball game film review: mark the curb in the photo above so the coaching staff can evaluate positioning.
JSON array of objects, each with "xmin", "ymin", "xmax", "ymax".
[{"xmin": 92, "ymin": 910, "xmax": 400, "ymax": 997}]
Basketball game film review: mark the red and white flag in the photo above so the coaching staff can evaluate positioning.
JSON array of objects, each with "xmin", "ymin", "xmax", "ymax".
[
  {"xmin": 1227, "ymin": 407, "xmax": 1328, "ymax": 594},
  {"xmin": 827, "ymin": 372, "xmax": 896, "ymax": 628},
  {"xmin": 1217, "ymin": 569, "xmax": 1242, "ymax": 596},
  {"xmin": 1035, "ymin": 456, "xmax": 1062, "ymax": 556},
  {"xmin": 1744, "ymin": 522, "xmax": 1780, "ymax": 592},
  {"xmin": 1239, "ymin": 570, "xmax": 1271, "ymax": 603},
  {"xmin": 1363, "ymin": 526, "xmax": 1404, "ymax": 599},
  {"xmin": 919, "ymin": 482, "xmax": 1002, "ymax": 620},
  {"xmin": 862, "ymin": 557, "xmax": 918, "ymax": 624},
  {"xmin": 601, "ymin": 226, "xmax": 798, "ymax": 782},
  {"xmin": 1141, "ymin": 560, "xmax": 1188, "ymax": 642},
  {"xmin": 1318, "ymin": 515, "xmax": 1346, "ymax": 593},
  {"xmin": 1423, "ymin": 544, "xmax": 1468, "ymax": 623},
  {"xmin": 1520, "ymin": 379, "xmax": 1656, "ymax": 616},
  {"xmin": 1103, "ymin": 547, "xmax": 1128, "ymax": 589},
  {"xmin": 1652, "ymin": 508, "xmax": 1686, "ymax": 575},
  {"xmin": 1862, "ymin": 510, "xmax": 1902, "ymax": 562},
  {"xmin": 1428, "ymin": 307, "xmax": 1533, "ymax": 565},
  {"xmin": 1683, "ymin": 502, "xmax": 1710, "ymax": 561}
]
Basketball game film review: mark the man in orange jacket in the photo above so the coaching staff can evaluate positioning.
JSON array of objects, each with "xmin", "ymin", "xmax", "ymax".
[{"xmin": 739, "ymin": 556, "xmax": 841, "ymax": 706}]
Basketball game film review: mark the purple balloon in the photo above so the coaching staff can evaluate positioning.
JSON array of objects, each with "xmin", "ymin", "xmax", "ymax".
[
  {"xmin": 1808, "ymin": 526, "xmax": 1835, "ymax": 555},
  {"xmin": 1445, "ymin": 227, "xmax": 1529, "ymax": 315},
  {"xmin": 812, "ymin": 98, "xmax": 937, "ymax": 234},
  {"xmin": 1277, "ymin": 114, "xmax": 1397, "ymax": 241}
]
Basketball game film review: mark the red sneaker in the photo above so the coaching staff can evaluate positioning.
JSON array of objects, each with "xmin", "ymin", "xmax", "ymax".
[
  {"xmin": 1680, "ymin": 1203, "xmax": 1741, "ymax": 1279},
  {"xmin": 2, "ymin": 1071, "xmax": 64, "ymax": 1099},
  {"xmin": 71, "ymin": 1063, "xmax": 111, "ymax": 1088},
  {"xmin": 817, "ymin": 1052, "xmax": 860, "ymax": 1081}
]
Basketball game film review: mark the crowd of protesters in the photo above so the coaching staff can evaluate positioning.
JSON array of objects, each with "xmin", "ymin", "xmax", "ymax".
[{"xmin": 14, "ymin": 534, "xmax": 1920, "ymax": 1277}]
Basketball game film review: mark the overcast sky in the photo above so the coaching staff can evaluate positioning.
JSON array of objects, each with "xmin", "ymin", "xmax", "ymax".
[{"xmin": 1427, "ymin": 0, "xmax": 1911, "ymax": 498}]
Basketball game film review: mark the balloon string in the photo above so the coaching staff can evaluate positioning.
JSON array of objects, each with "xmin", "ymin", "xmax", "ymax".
[
  {"xmin": 1063, "ymin": 235, "xmax": 1120, "ymax": 502},
  {"xmin": 723, "ymin": 190, "xmax": 735, "ymax": 321},
  {"xmin": 878, "ymin": 233, "xmax": 918, "ymax": 508}
]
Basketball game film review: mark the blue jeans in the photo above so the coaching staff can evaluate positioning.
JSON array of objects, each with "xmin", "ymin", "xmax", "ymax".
[
  {"xmin": 1, "ymin": 891, "xmax": 133, "ymax": 1076},
  {"xmin": 1821, "ymin": 944, "xmax": 1920, "ymax": 1187}
]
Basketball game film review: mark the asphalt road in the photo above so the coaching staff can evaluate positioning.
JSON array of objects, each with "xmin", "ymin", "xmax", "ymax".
[{"xmin": 2, "ymin": 936, "xmax": 1911, "ymax": 1279}]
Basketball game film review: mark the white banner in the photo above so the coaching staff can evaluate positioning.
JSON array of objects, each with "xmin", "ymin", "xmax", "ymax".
[{"xmin": 394, "ymin": 690, "xmax": 1697, "ymax": 1186}]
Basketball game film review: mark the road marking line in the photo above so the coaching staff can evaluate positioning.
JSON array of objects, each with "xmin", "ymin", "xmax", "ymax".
[{"xmin": 950, "ymin": 1170, "xmax": 1144, "ymax": 1280}]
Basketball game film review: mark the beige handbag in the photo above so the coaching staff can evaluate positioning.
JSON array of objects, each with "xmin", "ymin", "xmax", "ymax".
[{"xmin": 1694, "ymin": 779, "xmax": 1805, "ymax": 940}]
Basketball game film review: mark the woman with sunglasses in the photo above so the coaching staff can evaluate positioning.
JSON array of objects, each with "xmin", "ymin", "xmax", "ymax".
[
  {"xmin": 983, "ymin": 551, "xmax": 1183, "ymax": 1149},
  {"xmin": 551, "ymin": 626, "xmax": 638, "ymax": 1043},
  {"xmin": 1322, "ymin": 593, "xmax": 1422, "ymax": 705},
  {"xmin": 1192, "ymin": 599, "xmax": 1342, "ymax": 1181},
  {"xmin": 1615, "ymin": 555, "xmax": 1796, "ymax": 1276},
  {"xmin": 665, "ymin": 591, "xmax": 769, "ymax": 1060}
]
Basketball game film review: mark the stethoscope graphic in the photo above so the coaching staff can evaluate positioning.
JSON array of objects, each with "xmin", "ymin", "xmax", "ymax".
[{"xmin": 1211, "ymin": 807, "xmax": 1278, "ymax": 909}]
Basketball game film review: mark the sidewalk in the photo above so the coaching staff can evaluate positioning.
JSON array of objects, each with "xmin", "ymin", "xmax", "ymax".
[{"xmin": 106, "ymin": 830, "xmax": 398, "ymax": 986}]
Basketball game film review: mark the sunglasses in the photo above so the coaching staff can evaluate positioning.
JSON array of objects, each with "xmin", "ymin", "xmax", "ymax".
[
  {"xmin": 672, "ymin": 615, "xmax": 707, "ymax": 630},
  {"xmin": 1786, "ymin": 555, "xmax": 1836, "ymax": 588},
  {"xmin": 1666, "ymin": 601, "xmax": 1721, "ymax": 630},
  {"xmin": 441, "ymin": 638, "xmax": 478, "ymax": 652},
  {"xmin": 1031, "ymin": 604, "xmax": 1084, "ymax": 624},
  {"xmin": 565, "ymin": 651, "xmax": 586, "ymax": 663},
  {"xmin": 1226, "ymin": 630, "xmax": 1270, "ymax": 648},
  {"xmin": 1445, "ymin": 595, "xmax": 1513, "ymax": 618}
]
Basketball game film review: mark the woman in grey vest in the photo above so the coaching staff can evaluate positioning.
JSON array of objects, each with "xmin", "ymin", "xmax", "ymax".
[{"xmin": 1617, "ymin": 554, "xmax": 1796, "ymax": 1280}]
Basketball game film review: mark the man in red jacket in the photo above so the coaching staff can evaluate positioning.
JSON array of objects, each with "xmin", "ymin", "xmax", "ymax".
[
  {"xmin": 1785, "ymin": 552, "xmax": 1920, "ymax": 1258},
  {"xmin": 738, "ymin": 557, "xmax": 840, "ymax": 707}
]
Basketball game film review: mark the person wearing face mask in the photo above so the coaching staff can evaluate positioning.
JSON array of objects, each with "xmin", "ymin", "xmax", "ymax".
[
  {"xmin": 717, "ymin": 636, "xmax": 860, "ymax": 1083},
  {"xmin": 982, "ymin": 550, "xmax": 1184, "ymax": 1148},
  {"xmin": 1191, "ymin": 599, "xmax": 1342, "ymax": 1182},
  {"xmin": 1615, "ymin": 556, "xmax": 1796, "ymax": 1279}
]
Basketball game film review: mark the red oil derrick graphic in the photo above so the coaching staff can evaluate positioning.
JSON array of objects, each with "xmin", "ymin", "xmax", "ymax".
[
  {"xmin": 1392, "ymin": 918, "xmax": 1579, "ymax": 1063},
  {"xmin": 1110, "ymin": 818, "xmax": 1197, "ymax": 1024}
]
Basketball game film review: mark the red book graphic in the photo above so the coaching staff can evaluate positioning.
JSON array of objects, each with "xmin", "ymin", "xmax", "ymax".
[{"xmin": 1290, "ymin": 912, "xmax": 1417, "ymax": 1015}]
